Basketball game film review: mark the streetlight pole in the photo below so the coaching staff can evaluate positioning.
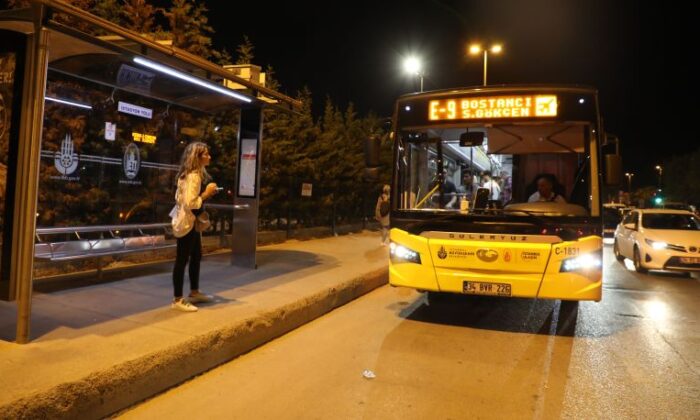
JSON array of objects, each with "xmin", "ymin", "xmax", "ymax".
[
  {"xmin": 655, "ymin": 165, "xmax": 663, "ymax": 190},
  {"xmin": 482, "ymin": 50, "xmax": 488, "ymax": 86},
  {"xmin": 625, "ymin": 172, "xmax": 634, "ymax": 192},
  {"xmin": 469, "ymin": 43, "xmax": 502, "ymax": 86}
]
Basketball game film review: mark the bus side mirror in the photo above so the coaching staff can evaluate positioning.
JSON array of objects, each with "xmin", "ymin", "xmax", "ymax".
[
  {"xmin": 364, "ymin": 134, "xmax": 381, "ymax": 168},
  {"xmin": 459, "ymin": 132, "xmax": 485, "ymax": 147},
  {"xmin": 605, "ymin": 154, "xmax": 622, "ymax": 186}
]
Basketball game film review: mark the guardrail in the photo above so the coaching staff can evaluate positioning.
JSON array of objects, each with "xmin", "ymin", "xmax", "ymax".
[
  {"xmin": 33, "ymin": 204, "xmax": 250, "ymax": 262},
  {"xmin": 34, "ymin": 223, "xmax": 175, "ymax": 262}
]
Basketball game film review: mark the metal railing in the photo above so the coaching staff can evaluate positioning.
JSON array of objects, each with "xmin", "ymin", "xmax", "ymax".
[{"xmin": 35, "ymin": 223, "xmax": 174, "ymax": 262}]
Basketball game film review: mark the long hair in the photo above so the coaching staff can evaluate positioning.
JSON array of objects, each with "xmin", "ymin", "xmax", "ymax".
[{"xmin": 175, "ymin": 142, "xmax": 211, "ymax": 182}]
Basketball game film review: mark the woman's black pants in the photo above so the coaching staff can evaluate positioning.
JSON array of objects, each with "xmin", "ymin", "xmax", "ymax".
[{"xmin": 172, "ymin": 228, "xmax": 201, "ymax": 298}]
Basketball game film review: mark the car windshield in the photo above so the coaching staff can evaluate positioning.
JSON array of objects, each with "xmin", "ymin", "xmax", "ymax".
[{"xmin": 642, "ymin": 214, "xmax": 700, "ymax": 230}]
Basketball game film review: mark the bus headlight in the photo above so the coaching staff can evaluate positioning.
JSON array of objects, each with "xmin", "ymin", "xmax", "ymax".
[
  {"xmin": 560, "ymin": 252, "xmax": 602, "ymax": 272},
  {"xmin": 645, "ymin": 239, "xmax": 667, "ymax": 250},
  {"xmin": 390, "ymin": 242, "xmax": 421, "ymax": 264}
]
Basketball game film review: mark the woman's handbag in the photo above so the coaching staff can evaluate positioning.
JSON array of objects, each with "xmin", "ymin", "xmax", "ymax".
[{"xmin": 195, "ymin": 210, "xmax": 211, "ymax": 232}]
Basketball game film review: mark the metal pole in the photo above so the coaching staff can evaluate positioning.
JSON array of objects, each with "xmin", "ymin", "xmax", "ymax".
[
  {"xmin": 13, "ymin": 5, "xmax": 50, "ymax": 344},
  {"xmin": 420, "ymin": 74, "xmax": 423, "ymax": 92},
  {"xmin": 482, "ymin": 50, "xmax": 488, "ymax": 86}
]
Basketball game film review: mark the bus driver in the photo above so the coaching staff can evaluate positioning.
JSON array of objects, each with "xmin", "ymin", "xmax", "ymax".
[{"xmin": 528, "ymin": 175, "xmax": 566, "ymax": 203}]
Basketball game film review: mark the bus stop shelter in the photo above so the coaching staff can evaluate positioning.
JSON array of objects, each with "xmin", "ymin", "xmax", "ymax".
[{"xmin": 0, "ymin": 0, "xmax": 300, "ymax": 343}]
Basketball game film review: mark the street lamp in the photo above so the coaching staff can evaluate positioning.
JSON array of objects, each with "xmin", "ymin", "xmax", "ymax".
[
  {"xmin": 655, "ymin": 165, "xmax": 663, "ymax": 190},
  {"xmin": 625, "ymin": 172, "xmax": 634, "ymax": 192},
  {"xmin": 468, "ymin": 43, "xmax": 503, "ymax": 86},
  {"xmin": 403, "ymin": 56, "xmax": 424, "ymax": 92}
]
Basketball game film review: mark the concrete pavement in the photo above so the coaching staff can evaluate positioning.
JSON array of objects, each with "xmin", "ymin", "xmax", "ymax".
[{"xmin": 0, "ymin": 231, "xmax": 388, "ymax": 419}]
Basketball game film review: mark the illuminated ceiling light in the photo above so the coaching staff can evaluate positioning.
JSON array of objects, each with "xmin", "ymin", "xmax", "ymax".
[
  {"xmin": 468, "ymin": 44, "xmax": 482, "ymax": 55},
  {"xmin": 490, "ymin": 44, "xmax": 503, "ymax": 54},
  {"xmin": 44, "ymin": 96, "xmax": 93, "ymax": 110},
  {"xmin": 405, "ymin": 105, "xmax": 411, "ymax": 111},
  {"xmin": 578, "ymin": 98, "xmax": 585, "ymax": 104},
  {"xmin": 133, "ymin": 57, "xmax": 252, "ymax": 103}
]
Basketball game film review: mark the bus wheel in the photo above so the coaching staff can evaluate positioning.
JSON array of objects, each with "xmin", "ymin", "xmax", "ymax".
[
  {"xmin": 613, "ymin": 240, "xmax": 624, "ymax": 262},
  {"xmin": 633, "ymin": 246, "xmax": 648, "ymax": 274}
]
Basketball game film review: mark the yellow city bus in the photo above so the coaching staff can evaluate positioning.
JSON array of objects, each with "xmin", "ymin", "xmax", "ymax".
[{"xmin": 388, "ymin": 85, "xmax": 603, "ymax": 302}]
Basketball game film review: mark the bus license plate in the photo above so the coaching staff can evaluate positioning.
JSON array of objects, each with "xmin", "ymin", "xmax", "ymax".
[
  {"xmin": 680, "ymin": 257, "xmax": 700, "ymax": 264},
  {"xmin": 463, "ymin": 281, "xmax": 512, "ymax": 297}
]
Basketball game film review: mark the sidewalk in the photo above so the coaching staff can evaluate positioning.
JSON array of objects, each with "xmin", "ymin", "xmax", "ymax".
[{"xmin": 0, "ymin": 231, "xmax": 389, "ymax": 419}]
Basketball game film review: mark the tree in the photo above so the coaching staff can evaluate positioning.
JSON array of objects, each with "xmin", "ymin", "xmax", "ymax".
[
  {"xmin": 235, "ymin": 35, "xmax": 255, "ymax": 64},
  {"xmin": 93, "ymin": 0, "xmax": 122, "ymax": 26},
  {"xmin": 164, "ymin": 0, "xmax": 216, "ymax": 59},
  {"xmin": 5, "ymin": 0, "xmax": 31, "ymax": 8},
  {"xmin": 663, "ymin": 148, "xmax": 700, "ymax": 205},
  {"xmin": 122, "ymin": 0, "xmax": 157, "ymax": 34}
]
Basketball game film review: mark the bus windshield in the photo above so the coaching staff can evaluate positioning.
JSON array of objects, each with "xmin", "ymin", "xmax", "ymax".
[{"xmin": 396, "ymin": 122, "xmax": 592, "ymax": 215}]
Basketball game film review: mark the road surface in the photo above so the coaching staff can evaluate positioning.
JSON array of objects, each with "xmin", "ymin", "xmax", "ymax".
[{"xmin": 120, "ymin": 248, "xmax": 699, "ymax": 419}]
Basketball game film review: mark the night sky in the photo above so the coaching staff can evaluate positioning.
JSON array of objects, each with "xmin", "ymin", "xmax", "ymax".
[{"xmin": 207, "ymin": 1, "xmax": 694, "ymax": 187}]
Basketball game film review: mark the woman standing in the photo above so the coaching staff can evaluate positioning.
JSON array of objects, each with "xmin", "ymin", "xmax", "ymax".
[
  {"xmin": 170, "ymin": 142, "xmax": 219, "ymax": 312},
  {"xmin": 375, "ymin": 184, "xmax": 391, "ymax": 246}
]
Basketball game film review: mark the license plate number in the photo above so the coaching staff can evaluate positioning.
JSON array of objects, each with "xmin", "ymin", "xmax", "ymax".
[
  {"xmin": 463, "ymin": 281, "xmax": 512, "ymax": 296},
  {"xmin": 680, "ymin": 257, "xmax": 700, "ymax": 264}
]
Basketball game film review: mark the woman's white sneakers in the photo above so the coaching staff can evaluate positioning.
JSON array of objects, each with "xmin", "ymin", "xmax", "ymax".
[
  {"xmin": 171, "ymin": 292, "xmax": 214, "ymax": 312},
  {"xmin": 188, "ymin": 292, "xmax": 214, "ymax": 304},
  {"xmin": 171, "ymin": 298, "xmax": 198, "ymax": 312}
]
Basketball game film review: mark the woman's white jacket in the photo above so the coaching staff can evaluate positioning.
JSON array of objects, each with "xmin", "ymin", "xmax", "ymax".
[{"xmin": 170, "ymin": 172, "xmax": 203, "ymax": 238}]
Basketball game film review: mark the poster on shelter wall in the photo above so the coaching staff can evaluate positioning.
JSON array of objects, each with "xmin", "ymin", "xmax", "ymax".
[
  {"xmin": 238, "ymin": 138, "xmax": 258, "ymax": 197},
  {"xmin": 0, "ymin": 53, "xmax": 15, "ymax": 161},
  {"xmin": 0, "ymin": 52, "xmax": 16, "ymax": 220}
]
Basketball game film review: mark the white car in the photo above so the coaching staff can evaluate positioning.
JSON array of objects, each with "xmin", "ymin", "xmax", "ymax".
[{"xmin": 613, "ymin": 209, "xmax": 700, "ymax": 274}]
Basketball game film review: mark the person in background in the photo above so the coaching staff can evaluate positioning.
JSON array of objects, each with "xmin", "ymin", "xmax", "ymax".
[
  {"xmin": 170, "ymin": 142, "xmax": 219, "ymax": 312},
  {"xmin": 500, "ymin": 170, "xmax": 513, "ymax": 204},
  {"xmin": 429, "ymin": 169, "xmax": 458, "ymax": 209},
  {"xmin": 375, "ymin": 184, "xmax": 391, "ymax": 246},
  {"xmin": 460, "ymin": 169, "xmax": 476, "ymax": 202},
  {"xmin": 481, "ymin": 170, "xmax": 501, "ymax": 201},
  {"xmin": 528, "ymin": 175, "xmax": 566, "ymax": 203},
  {"xmin": 441, "ymin": 169, "xmax": 458, "ymax": 208}
]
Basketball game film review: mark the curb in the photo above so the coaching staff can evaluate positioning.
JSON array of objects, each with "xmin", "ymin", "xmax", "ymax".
[{"xmin": 1, "ymin": 268, "xmax": 388, "ymax": 419}]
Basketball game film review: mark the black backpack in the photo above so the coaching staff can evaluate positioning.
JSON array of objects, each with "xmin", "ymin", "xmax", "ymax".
[{"xmin": 379, "ymin": 199, "xmax": 390, "ymax": 217}]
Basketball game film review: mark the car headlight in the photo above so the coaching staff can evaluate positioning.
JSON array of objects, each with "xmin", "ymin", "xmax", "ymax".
[
  {"xmin": 389, "ymin": 242, "xmax": 421, "ymax": 264},
  {"xmin": 560, "ymin": 251, "xmax": 602, "ymax": 272},
  {"xmin": 644, "ymin": 239, "xmax": 667, "ymax": 250}
]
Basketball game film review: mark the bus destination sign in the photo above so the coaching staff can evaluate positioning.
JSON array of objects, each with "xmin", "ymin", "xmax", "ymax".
[{"xmin": 428, "ymin": 95, "xmax": 558, "ymax": 121}]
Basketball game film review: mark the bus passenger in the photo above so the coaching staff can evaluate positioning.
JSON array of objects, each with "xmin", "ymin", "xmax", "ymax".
[
  {"xmin": 528, "ymin": 175, "xmax": 566, "ymax": 203},
  {"xmin": 481, "ymin": 171, "xmax": 501, "ymax": 201},
  {"xmin": 460, "ymin": 169, "xmax": 477, "ymax": 201},
  {"xmin": 431, "ymin": 169, "xmax": 458, "ymax": 208}
]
